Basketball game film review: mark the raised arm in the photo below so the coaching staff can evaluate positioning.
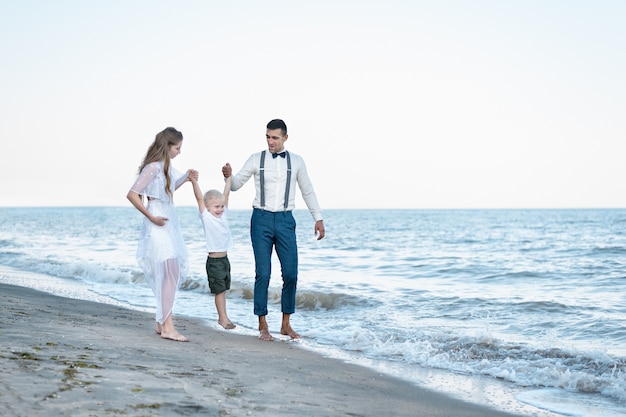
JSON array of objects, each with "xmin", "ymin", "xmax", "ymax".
[
  {"xmin": 190, "ymin": 176, "xmax": 205, "ymax": 213},
  {"xmin": 223, "ymin": 173, "xmax": 233, "ymax": 208},
  {"xmin": 176, "ymin": 169, "xmax": 198, "ymax": 190},
  {"xmin": 223, "ymin": 155, "xmax": 256, "ymax": 192}
]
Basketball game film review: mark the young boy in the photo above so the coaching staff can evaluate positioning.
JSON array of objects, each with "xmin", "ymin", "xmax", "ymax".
[{"xmin": 190, "ymin": 167, "xmax": 236, "ymax": 329}]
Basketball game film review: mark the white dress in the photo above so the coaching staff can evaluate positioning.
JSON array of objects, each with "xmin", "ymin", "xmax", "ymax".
[{"xmin": 130, "ymin": 161, "xmax": 188, "ymax": 324}]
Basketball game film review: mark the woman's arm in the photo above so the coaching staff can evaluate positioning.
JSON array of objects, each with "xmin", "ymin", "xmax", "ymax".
[
  {"xmin": 175, "ymin": 169, "xmax": 198, "ymax": 190},
  {"xmin": 126, "ymin": 191, "xmax": 168, "ymax": 226}
]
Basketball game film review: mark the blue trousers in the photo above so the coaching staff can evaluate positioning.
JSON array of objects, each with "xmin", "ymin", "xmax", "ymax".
[{"xmin": 250, "ymin": 208, "xmax": 298, "ymax": 316}]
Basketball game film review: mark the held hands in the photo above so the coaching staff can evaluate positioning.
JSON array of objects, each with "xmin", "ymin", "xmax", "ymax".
[
  {"xmin": 187, "ymin": 169, "xmax": 199, "ymax": 182},
  {"xmin": 222, "ymin": 163, "xmax": 232, "ymax": 178}
]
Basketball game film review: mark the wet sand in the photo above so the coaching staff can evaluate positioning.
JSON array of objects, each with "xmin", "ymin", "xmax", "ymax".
[{"xmin": 0, "ymin": 282, "xmax": 525, "ymax": 417}]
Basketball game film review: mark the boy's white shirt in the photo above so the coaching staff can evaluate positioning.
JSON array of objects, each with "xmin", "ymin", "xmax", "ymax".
[{"xmin": 199, "ymin": 207, "xmax": 232, "ymax": 252}]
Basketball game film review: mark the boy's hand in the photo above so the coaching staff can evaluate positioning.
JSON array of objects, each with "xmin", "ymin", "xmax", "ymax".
[{"xmin": 188, "ymin": 169, "xmax": 199, "ymax": 182}]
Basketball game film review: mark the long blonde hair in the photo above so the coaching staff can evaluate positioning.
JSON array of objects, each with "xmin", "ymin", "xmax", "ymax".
[{"xmin": 139, "ymin": 127, "xmax": 183, "ymax": 198}]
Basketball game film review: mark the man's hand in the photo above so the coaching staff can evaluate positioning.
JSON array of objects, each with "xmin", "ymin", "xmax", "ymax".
[
  {"xmin": 222, "ymin": 163, "xmax": 232, "ymax": 178},
  {"xmin": 315, "ymin": 220, "xmax": 325, "ymax": 240}
]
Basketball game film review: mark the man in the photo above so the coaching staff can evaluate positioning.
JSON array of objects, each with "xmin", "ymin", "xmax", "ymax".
[{"xmin": 222, "ymin": 119, "xmax": 325, "ymax": 341}]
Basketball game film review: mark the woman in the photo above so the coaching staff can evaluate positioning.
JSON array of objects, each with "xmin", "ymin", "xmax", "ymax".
[{"xmin": 127, "ymin": 127, "xmax": 197, "ymax": 342}]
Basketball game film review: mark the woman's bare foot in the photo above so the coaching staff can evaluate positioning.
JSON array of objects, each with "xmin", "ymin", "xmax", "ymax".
[
  {"xmin": 160, "ymin": 330, "xmax": 189, "ymax": 342},
  {"xmin": 159, "ymin": 315, "xmax": 187, "ymax": 341},
  {"xmin": 218, "ymin": 320, "xmax": 236, "ymax": 330},
  {"xmin": 155, "ymin": 323, "xmax": 162, "ymax": 335}
]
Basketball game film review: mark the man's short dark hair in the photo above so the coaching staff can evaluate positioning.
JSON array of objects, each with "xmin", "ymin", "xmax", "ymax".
[{"xmin": 267, "ymin": 119, "xmax": 287, "ymax": 136}]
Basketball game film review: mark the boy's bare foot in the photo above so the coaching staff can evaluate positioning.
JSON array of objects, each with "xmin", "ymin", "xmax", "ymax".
[
  {"xmin": 160, "ymin": 330, "xmax": 189, "ymax": 342},
  {"xmin": 218, "ymin": 320, "xmax": 236, "ymax": 330},
  {"xmin": 280, "ymin": 325, "xmax": 301, "ymax": 339}
]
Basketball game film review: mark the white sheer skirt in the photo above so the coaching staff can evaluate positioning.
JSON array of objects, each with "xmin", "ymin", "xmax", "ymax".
[{"xmin": 136, "ymin": 199, "xmax": 188, "ymax": 324}]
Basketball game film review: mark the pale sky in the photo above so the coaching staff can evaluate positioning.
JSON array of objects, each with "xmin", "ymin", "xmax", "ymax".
[{"xmin": 1, "ymin": 0, "xmax": 624, "ymax": 209}]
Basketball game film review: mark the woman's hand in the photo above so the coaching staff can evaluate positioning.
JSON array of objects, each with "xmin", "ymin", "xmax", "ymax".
[
  {"xmin": 187, "ymin": 169, "xmax": 199, "ymax": 182},
  {"xmin": 150, "ymin": 216, "xmax": 169, "ymax": 226}
]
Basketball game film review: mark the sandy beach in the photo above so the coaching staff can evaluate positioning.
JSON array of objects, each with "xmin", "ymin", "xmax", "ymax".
[{"xmin": 0, "ymin": 283, "xmax": 525, "ymax": 417}]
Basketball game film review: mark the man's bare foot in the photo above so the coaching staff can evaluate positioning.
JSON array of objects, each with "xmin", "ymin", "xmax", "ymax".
[
  {"xmin": 218, "ymin": 320, "xmax": 236, "ymax": 330},
  {"xmin": 259, "ymin": 328, "xmax": 274, "ymax": 341},
  {"xmin": 155, "ymin": 323, "xmax": 162, "ymax": 335},
  {"xmin": 258, "ymin": 316, "xmax": 274, "ymax": 341},
  {"xmin": 160, "ymin": 330, "xmax": 189, "ymax": 342},
  {"xmin": 280, "ymin": 325, "xmax": 301, "ymax": 339}
]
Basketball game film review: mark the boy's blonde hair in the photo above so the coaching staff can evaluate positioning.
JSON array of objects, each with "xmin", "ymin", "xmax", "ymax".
[{"xmin": 203, "ymin": 189, "xmax": 224, "ymax": 205}]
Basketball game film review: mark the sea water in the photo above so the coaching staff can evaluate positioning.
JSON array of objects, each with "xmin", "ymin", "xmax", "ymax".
[{"xmin": 1, "ymin": 207, "xmax": 625, "ymax": 417}]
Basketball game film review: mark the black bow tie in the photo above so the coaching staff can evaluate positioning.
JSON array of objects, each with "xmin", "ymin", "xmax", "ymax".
[{"xmin": 272, "ymin": 151, "xmax": 286, "ymax": 159}]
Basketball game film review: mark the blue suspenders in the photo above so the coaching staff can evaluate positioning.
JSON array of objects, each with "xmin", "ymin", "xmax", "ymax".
[{"xmin": 259, "ymin": 150, "xmax": 291, "ymax": 211}]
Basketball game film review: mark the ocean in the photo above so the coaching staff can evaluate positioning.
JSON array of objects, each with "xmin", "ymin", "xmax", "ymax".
[{"xmin": 1, "ymin": 207, "xmax": 625, "ymax": 417}]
